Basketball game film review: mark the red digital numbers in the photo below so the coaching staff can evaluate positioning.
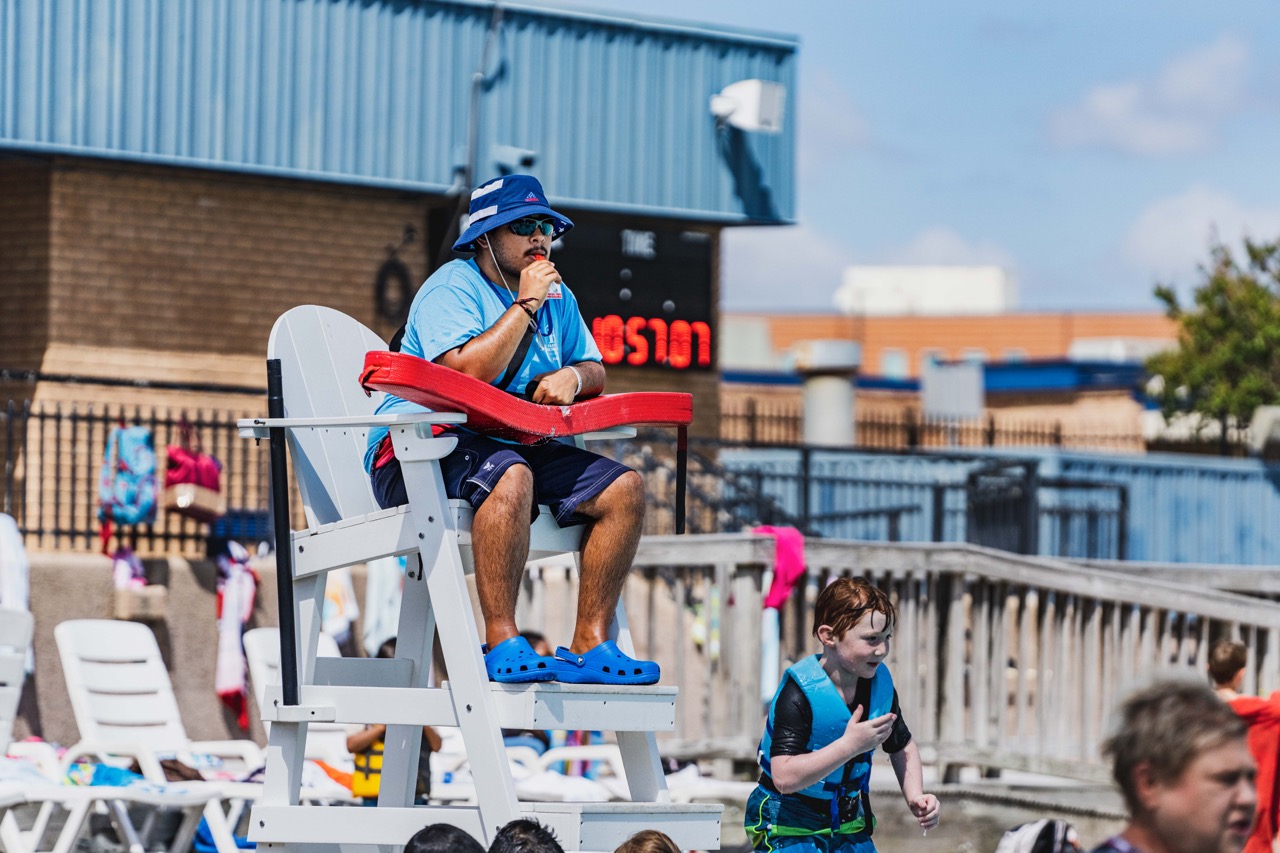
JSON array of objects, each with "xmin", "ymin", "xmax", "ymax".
[{"xmin": 590, "ymin": 315, "xmax": 711, "ymax": 369}]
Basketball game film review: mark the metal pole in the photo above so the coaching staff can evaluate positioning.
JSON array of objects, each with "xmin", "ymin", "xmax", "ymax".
[
  {"xmin": 675, "ymin": 426, "xmax": 687, "ymax": 534},
  {"xmin": 267, "ymin": 359, "xmax": 299, "ymax": 706}
]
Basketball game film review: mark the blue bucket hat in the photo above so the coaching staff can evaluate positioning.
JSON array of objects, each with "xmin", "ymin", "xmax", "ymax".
[{"xmin": 452, "ymin": 174, "xmax": 574, "ymax": 252}]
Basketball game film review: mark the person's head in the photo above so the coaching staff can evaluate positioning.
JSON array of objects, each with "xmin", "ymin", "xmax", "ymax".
[
  {"xmin": 1208, "ymin": 640, "xmax": 1248, "ymax": 689},
  {"xmin": 377, "ymin": 637, "xmax": 397, "ymax": 660},
  {"xmin": 487, "ymin": 819, "xmax": 564, "ymax": 853},
  {"xmin": 453, "ymin": 175, "xmax": 574, "ymax": 279},
  {"xmin": 405, "ymin": 823, "xmax": 485, "ymax": 853},
  {"xmin": 813, "ymin": 577, "xmax": 897, "ymax": 680},
  {"xmin": 613, "ymin": 829, "xmax": 681, "ymax": 853},
  {"xmin": 519, "ymin": 629, "xmax": 552, "ymax": 658},
  {"xmin": 1104, "ymin": 679, "xmax": 1255, "ymax": 853}
]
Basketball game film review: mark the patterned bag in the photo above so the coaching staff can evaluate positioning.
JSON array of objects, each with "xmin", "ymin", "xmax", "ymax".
[{"xmin": 96, "ymin": 425, "xmax": 158, "ymax": 527}]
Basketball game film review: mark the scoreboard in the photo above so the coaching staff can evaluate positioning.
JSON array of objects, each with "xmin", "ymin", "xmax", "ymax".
[{"xmin": 553, "ymin": 221, "xmax": 715, "ymax": 372}]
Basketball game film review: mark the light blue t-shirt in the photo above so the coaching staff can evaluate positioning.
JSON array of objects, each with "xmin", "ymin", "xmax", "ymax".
[{"xmin": 363, "ymin": 257, "xmax": 602, "ymax": 472}]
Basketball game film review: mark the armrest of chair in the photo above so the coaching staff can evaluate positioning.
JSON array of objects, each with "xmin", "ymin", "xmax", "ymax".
[
  {"xmin": 185, "ymin": 739, "xmax": 265, "ymax": 771},
  {"xmin": 236, "ymin": 411, "xmax": 466, "ymax": 439},
  {"xmin": 6, "ymin": 740, "xmax": 61, "ymax": 778},
  {"xmin": 60, "ymin": 740, "xmax": 167, "ymax": 781}
]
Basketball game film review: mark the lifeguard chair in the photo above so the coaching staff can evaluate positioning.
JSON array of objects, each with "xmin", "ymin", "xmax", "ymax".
[{"xmin": 238, "ymin": 306, "xmax": 720, "ymax": 852}]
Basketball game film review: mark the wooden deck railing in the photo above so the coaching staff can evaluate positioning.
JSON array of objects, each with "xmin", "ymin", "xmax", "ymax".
[{"xmin": 545, "ymin": 534, "xmax": 1280, "ymax": 782}]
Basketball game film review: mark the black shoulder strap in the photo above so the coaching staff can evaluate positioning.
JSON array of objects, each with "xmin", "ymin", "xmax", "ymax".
[{"xmin": 496, "ymin": 325, "xmax": 535, "ymax": 393}]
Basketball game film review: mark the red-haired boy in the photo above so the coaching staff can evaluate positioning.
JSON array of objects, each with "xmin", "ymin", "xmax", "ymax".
[{"xmin": 746, "ymin": 577, "xmax": 940, "ymax": 852}]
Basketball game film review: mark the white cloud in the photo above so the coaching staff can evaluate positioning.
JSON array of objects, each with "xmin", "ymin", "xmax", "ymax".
[
  {"xmin": 1049, "ymin": 34, "xmax": 1250, "ymax": 155},
  {"xmin": 721, "ymin": 222, "xmax": 857, "ymax": 310},
  {"xmin": 797, "ymin": 70, "xmax": 873, "ymax": 179},
  {"xmin": 877, "ymin": 226, "xmax": 1018, "ymax": 268},
  {"xmin": 1122, "ymin": 185, "xmax": 1280, "ymax": 283}
]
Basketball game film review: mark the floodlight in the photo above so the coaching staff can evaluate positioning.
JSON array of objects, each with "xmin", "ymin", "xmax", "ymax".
[{"xmin": 709, "ymin": 79, "xmax": 786, "ymax": 134}]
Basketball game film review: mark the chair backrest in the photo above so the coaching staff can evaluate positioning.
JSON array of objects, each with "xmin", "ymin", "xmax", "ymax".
[
  {"xmin": 0, "ymin": 607, "xmax": 33, "ymax": 750},
  {"xmin": 55, "ymin": 619, "xmax": 191, "ymax": 753},
  {"xmin": 267, "ymin": 305, "xmax": 390, "ymax": 528}
]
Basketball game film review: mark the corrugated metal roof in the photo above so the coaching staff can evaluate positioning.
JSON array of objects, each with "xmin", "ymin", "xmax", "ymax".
[{"xmin": 0, "ymin": 0, "xmax": 796, "ymax": 223}]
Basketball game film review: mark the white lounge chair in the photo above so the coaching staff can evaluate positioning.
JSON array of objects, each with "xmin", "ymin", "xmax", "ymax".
[
  {"xmin": 54, "ymin": 619, "xmax": 348, "ymax": 853},
  {"xmin": 1, "ymin": 609, "xmax": 221, "ymax": 853},
  {"xmin": 238, "ymin": 305, "xmax": 720, "ymax": 851}
]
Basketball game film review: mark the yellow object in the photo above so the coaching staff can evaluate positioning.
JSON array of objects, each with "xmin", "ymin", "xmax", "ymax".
[{"xmin": 351, "ymin": 738, "xmax": 384, "ymax": 799}]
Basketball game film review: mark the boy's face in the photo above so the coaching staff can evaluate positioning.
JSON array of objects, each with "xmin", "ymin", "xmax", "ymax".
[{"xmin": 819, "ymin": 609, "xmax": 892, "ymax": 679}]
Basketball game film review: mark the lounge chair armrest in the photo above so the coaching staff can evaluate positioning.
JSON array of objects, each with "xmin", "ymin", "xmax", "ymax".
[
  {"xmin": 60, "ymin": 740, "xmax": 167, "ymax": 781},
  {"xmin": 237, "ymin": 411, "xmax": 466, "ymax": 439},
  {"xmin": 6, "ymin": 740, "xmax": 61, "ymax": 778},
  {"xmin": 186, "ymin": 739, "xmax": 264, "ymax": 769}
]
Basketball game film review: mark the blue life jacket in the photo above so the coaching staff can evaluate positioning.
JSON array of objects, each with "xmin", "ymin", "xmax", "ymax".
[{"xmin": 756, "ymin": 654, "xmax": 894, "ymax": 801}]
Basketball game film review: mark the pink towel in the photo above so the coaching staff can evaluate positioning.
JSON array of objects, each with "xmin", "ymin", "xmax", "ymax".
[{"xmin": 753, "ymin": 525, "xmax": 806, "ymax": 609}]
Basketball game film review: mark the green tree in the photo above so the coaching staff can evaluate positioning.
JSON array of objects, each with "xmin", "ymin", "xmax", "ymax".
[{"xmin": 1145, "ymin": 238, "xmax": 1280, "ymax": 439}]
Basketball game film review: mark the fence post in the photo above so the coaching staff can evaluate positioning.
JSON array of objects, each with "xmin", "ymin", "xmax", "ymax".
[
  {"xmin": 3, "ymin": 400, "xmax": 13, "ymax": 516},
  {"xmin": 799, "ymin": 446, "xmax": 812, "ymax": 532},
  {"xmin": 746, "ymin": 397, "xmax": 757, "ymax": 445},
  {"xmin": 932, "ymin": 485, "xmax": 946, "ymax": 542}
]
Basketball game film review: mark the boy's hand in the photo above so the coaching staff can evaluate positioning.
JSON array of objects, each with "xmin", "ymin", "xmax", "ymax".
[
  {"xmin": 840, "ymin": 704, "xmax": 896, "ymax": 756},
  {"xmin": 909, "ymin": 794, "xmax": 940, "ymax": 829}
]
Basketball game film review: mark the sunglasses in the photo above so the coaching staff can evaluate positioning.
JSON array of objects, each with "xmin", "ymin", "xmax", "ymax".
[{"xmin": 508, "ymin": 217, "xmax": 556, "ymax": 238}]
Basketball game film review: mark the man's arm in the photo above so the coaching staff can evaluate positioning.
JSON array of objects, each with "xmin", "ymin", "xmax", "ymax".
[
  {"xmin": 435, "ymin": 304, "xmax": 533, "ymax": 383},
  {"xmin": 436, "ymin": 258, "xmax": 559, "ymax": 383},
  {"xmin": 528, "ymin": 360, "xmax": 604, "ymax": 404}
]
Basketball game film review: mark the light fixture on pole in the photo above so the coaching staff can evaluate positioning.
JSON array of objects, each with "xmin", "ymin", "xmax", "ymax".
[{"xmin": 709, "ymin": 79, "xmax": 787, "ymax": 133}]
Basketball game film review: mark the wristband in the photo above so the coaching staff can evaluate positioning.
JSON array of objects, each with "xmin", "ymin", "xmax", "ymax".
[
  {"xmin": 566, "ymin": 364, "xmax": 583, "ymax": 398},
  {"xmin": 513, "ymin": 298, "xmax": 537, "ymax": 319}
]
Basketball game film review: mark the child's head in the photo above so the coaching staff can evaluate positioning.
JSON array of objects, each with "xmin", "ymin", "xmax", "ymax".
[
  {"xmin": 1208, "ymin": 639, "xmax": 1247, "ymax": 688},
  {"xmin": 613, "ymin": 829, "xmax": 680, "ymax": 853},
  {"xmin": 812, "ymin": 576, "xmax": 896, "ymax": 642},
  {"xmin": 405, "ymin": 823, "xmax": 484, "ymax": 853}
]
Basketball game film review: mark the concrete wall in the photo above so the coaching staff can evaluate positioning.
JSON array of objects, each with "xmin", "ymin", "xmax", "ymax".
[{"xmin": 14, "ymin": 552, "xmax": 370, "ymax": 749}]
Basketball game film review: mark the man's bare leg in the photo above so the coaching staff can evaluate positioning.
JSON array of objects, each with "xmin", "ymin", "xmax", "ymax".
[
  {"xmin": 471, "ymin": 464, "xmax": 534, "ymax": 651},
  {"xmin": 567, "ymin": 471, "xmax": 646, "ymax": 654}
]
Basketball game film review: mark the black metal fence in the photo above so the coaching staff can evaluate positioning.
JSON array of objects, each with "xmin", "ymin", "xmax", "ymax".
[
  {"xmin": 3, "ymin": 391, "xmax": 1126, "ymax": 560},
  {"xmin": 721, "ymin": 398, "xmax": 1150, "ymax": 453},
  {"xmin": 1, "ymin": 398, "xmax": 281, "ymax": 556}
]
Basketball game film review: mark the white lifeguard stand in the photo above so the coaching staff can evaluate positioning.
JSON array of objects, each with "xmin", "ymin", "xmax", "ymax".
[{"xmin": 238, "ymin": 306, "xmax": 721, "ymax": 852}]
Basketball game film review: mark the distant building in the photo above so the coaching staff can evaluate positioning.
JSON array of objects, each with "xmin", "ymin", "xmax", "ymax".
[
  {"xmin": 833, "ymin": 265, "xmax": 1016, "ymax": 317},
  {"xmin": 722, "ymin": 311, "xmax": 1177, "ymax": 379}
]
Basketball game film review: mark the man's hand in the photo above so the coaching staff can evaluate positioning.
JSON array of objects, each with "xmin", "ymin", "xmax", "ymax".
[
  {"xmin": 839, "ymin": 704, "xmax": 896, "ymax": 757},
  {"xmin": 529, "ymin": 367, "xmax": 579, "ymax": 405},
  {"xmin": 518, "ymin": 257, "xmax": 561, "ymax": 309},
  {"xmin": 909, "ymin": 794, "xmax": 940, "ymax": 829}
]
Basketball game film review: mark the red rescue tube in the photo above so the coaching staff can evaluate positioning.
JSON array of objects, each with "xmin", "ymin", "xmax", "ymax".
[{"xmin": 360, "ymin": 351, "xmax": 692, "ymax": 444}]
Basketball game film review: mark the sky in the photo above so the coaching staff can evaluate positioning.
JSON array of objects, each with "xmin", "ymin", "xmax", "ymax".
[{"xmin": 547, "ymin": 0, "xmax": 1280, "ymax": 314}]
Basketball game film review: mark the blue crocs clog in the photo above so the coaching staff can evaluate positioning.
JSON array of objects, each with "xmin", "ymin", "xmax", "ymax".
[
  {"xmin": 483, "ymin": 635, "xmax": 557, "ymax": 683},
  {"xmin": 553, "ymin": 640, "xmax": 660, "ymax": 685}
]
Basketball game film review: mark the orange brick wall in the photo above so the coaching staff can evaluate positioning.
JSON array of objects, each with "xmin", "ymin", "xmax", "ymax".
[
  {"xmin": 0, "ymin": 159, "xmax": 53, "ymax": 371},
  {"xmin": 736, "ymin": 312, "xmax": 1177, "ymax": 378},
  {"xmin": 46, "ymin": 157, "xmax": 431, "ymax": 372}
]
